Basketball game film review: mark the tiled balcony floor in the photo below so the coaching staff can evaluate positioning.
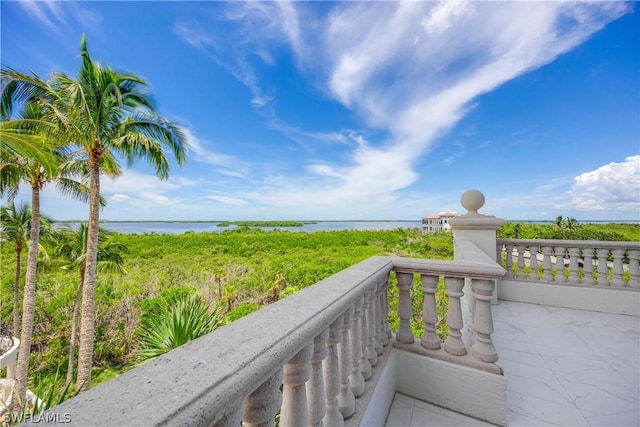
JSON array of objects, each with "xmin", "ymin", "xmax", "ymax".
[{"xmin": 385, "ymin": 300, "xmax": 640, "ymax": 426}]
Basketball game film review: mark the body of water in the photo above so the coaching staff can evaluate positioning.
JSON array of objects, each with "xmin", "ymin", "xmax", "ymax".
[
  {"xmin": 53, "ymin": 219, "xmax": 638, "ymax": 235},
  {"xmin": 54, "ymin": 221, "xmax": 424, "ymax": 235}
]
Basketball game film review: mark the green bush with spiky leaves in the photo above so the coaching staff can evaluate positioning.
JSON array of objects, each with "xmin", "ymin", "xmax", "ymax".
[{"xmin": 136, "ymin": 294, "xmax": 222, "ymax": 361}]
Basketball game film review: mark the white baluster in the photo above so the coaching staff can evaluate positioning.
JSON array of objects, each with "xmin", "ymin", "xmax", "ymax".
[
  {"xmin": 377, "ymin": 283, "xmax": 389, "ymax": 347},
  {"xmin": 596, "ymin": 248, "xmax": 609, "ymax": 286},
  {"xmin": 338, "ymin": 307, "xmax": 355, "ymax": 419},
  {"xmin": 555, "ymin": 246, "xmax": 566, "ymax": 282},
  {"xmin": 375, "ymin": 282, "xmax": 385, "ymax": 354},
  {"xmin": 516, "ymin": 244, "xmax": 526, "ymax": 279},
  {"xmin": 306, "ymin": 331, "xmax": 328, "ymax": 427},
  {"xmin": 323, "ymin": 317, "xmax": 344, "ymax": 427},
  {"xmin": 496, "ymin": 243, "xmax": 504, "ymax": 268},
  {"xmin": 384, "ymin": 280, "xmax": 392, "ymax": 340},
  {"xmin": 471, "ymin": 279, "xmax": 498, "ymax": 363},
  {"xmin": 395, "ymin": 272, "xmax": 414, "ymax": 344},
  {"xmin": 365, "ymin": 288, "xmax": 378, "ymax": 367},
  {"xmin": 611, "ymin": 249, "xmax": 626, "ymax": 287},
  {"xmin": 217, "ymin": 404, "xmax": 244, "ymax": 427},
  {"xmin": 359, "ymin": 291, "xmax": 372, "ymax": 381},
  {"xmin": 567, "ymin": 247, "xmax": 580, "ymax": 284},
  {"xmin": 541, "ymin": 246, "xmax": 553, "ymax": 281},
  {"xmin": 583, "ymin": 248, "xmax": 595, "ymax": 285},
  {"xmin": 628, "ymin": 249, "xmax": 640, "ymax": 289},
  {"xmin": 420, "ymin": 274, "xmax": 440, "ymax": 350},
  {"xmin": 244, "ymin": 370, "xmax": 283, "ymax": 427},
  {"xmin": 444, "ymin": 276, "xmax": 466, "ymax": 356},
  {"xmin": 349, "ymin": 296, "xmax": 365, "ymax": 397},
  {"xmin": 529, "ymin": 244, "xmax": 539, "ymax": 280},
  {"xmin": 281, "ymin": 343, "xmax": 313, "ymax": 427},
  {"xmin": 505, "ymin": 244, "xmax": 514, "ymax": 276}
]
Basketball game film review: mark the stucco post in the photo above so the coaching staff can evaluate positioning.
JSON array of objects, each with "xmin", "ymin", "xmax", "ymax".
[
  {"xmin": 449, "ymin": 190, "xmax": 505, "ymax": 266},
  {"xmin": 449, "ymin": 190, "xmax": 504, "ymax": 350}
]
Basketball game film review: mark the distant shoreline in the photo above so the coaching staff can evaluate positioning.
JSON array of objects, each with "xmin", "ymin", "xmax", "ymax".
[{"xmin": 52, "ymin": 219, "xmax": 640, "ymax": 224}]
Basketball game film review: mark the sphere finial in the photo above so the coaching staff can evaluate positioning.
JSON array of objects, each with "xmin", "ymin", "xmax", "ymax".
[{"xmin": 461, "ymin": 189, "xmax": 485, "ymax": 215}]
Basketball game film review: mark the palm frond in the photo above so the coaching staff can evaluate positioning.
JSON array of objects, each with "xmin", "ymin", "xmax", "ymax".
[
  {"xmin": 136, "ymin": 294, "xmax": 222, "ymax": 361},
  {"xmin": 0, "ymin": 68, "xmax": 55, "ymax": 119},
  {"xmin": 0, "ymin": 121, "xmax": 58, "ymax": 175}
]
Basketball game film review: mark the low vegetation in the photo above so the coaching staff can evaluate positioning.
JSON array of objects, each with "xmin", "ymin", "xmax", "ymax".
[{"xmin": 216, "ymin": 221, "xmax": 313, "ymax": 227}]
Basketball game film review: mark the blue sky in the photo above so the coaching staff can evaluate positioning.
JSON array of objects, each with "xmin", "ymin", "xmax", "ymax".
[{"xmin": 2, "ymin": 1, "xmax": 638, "ymax": 221}]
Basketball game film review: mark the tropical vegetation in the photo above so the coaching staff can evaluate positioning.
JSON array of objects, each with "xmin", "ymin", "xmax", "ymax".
[{"xmin": 1, "ymin": 33, "xmax": 187, "ymax": 416}]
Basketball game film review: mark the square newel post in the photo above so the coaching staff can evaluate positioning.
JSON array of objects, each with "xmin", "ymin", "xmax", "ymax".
[
  {"xmin": 449, "ymin": 189, "xmax": 505, "ymax": 303},
  {"xmin": 448, "ymin": 190, "xmax": 504, "ymax": 351}
]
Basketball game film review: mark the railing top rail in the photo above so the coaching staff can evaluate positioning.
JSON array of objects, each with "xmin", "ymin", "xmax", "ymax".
[
  {"xmin": 496, "ymin": 238, "xmax": 640, "ymax": 249},
  {"xmin": 391, "ymin": 257, "xmax": 505, "ymax": 279}
]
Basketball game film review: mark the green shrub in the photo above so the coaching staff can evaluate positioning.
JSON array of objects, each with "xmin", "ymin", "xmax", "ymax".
[
  {"xmin": 136, "ymin": 293, "xmax": 222, "ymax": 361},
  {"xmin": 225, "ymin": 303, "xmax": 261, "ymax": 323}
]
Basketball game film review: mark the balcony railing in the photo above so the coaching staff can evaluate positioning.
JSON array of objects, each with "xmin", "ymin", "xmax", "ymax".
[
  {"xmin": 48, "ymin": 252, "xmax": 506, "ymax": 427},
  {"xmin": 39, "ymin": 191, "xmax": 637, "ymax": 425},
  {"xmin": 497, "ymin": 238, "xmax": 640, "ymax": 288}
]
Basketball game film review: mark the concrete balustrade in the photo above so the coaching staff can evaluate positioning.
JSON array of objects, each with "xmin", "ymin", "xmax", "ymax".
[
  {"xmin": 391, "ymin": 255, "xmax": 505, "ymax": 375},
  {"xmin": 45, "ymin": 254, "xmax": 507, "ymax": 426},
  {"xmin": 0, "ymin": 335, "xmax": 19, "ymax": 409},
  {"xmin": 497, "ymin": 239, "xmax": 640, "ymax": 288},
  {"xmin": 497, "ymin": 239, "xmax": 640, "ymax": 315}
]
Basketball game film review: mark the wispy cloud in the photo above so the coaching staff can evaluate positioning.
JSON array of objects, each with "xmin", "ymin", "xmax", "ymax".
[
  {"xmin": 17, "ymin": 0, "xmax": 66, "ymax": 32},
  {"xmin": 17, "ymin": 0, "xmax": 101, "ymax": 34},
  {"xmin": 171, "ymin": 1, "xmax": 630, "ymax": 218},
  {"xmin": 173, "ymin": 2, "xmax": 304, "ymax": 110},
  {"xmin": 206, "ymin": 195, "xmax": 247, "ymax": 206}
]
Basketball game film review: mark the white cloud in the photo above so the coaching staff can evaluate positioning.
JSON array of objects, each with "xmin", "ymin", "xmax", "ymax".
[
  {"xmin": 173, "ymin": 1, "xmax": 630, "ymax": 219},
  {"xmin": 568, "ymin": 156, "xmax": 640, "ymax": 212},
  {"xmin": 207, "ymin": 195, "xmax": 247, "ymax": 205},
  {"xmin": 103, "ymin": 170, "xmax": 181, "ymax": 195},
  {"xmin": 251, "ymin": 95, "xmax": 274, "ymax": 108},
  {"xmin": 17, "ymin": 0, "xmax": 66, "ymax": 32},
  {"xmin": 184, "ymin": 128, "xmax": 235, "ymax": 166},
  {"xmin": 421, "ymin": 1, "xmax": 475, "ymax": 36},
  {"xmin": 111, "ymin": 194, "xmax": 130, "ymax": 202},
  {"xmin": 173, "ymin": 2, "xmax": 305, "ymax": 109},
  {"xmin": 17, "ymin": 1, "xmax": 101, "ymax": 33}
]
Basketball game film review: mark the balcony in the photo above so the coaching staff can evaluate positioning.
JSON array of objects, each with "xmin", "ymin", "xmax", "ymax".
[{"xmin": 32, "ymin": 191, "xmax": 639, "ymax": 426}]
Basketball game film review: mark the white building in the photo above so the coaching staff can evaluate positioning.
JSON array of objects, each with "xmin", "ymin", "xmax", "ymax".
[{"xmin": 421, "ymin": 211, "xmax": 459, "ymax": 232}]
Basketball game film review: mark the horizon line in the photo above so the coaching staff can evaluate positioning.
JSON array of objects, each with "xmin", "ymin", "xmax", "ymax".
[{"xmin": 51, "ymin": 219, "xmax": 640, "ymax": 224}]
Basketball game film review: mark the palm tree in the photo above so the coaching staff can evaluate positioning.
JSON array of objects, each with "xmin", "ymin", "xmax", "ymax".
[
  {"xmin": 0, "ymin": 202, "xmax": 31, "ymax": 337},
  {"xmin": 54, "ymin": 224, "xmax": 128, "ymax": 386},
  {"xmin": 48, "ymin": 35, "xmax": 187, "ymax": 391},
  {"xmin": 555, "ymin": 215, "xmax": 565, "ymax": 229},
  {"xmin": 0, "ymin": 90, "xmax": 90, "ymax": 411},
  {"xmin": 0, "ymin": 148, "xmax": 49, "ymax": 411},
  {"xmin": 2, "ymin": 35, "xmax": 187, "ymax": 391},
  {"xmin": 0, "ymin": 203, "xmax": 53, "ymax": 338}
]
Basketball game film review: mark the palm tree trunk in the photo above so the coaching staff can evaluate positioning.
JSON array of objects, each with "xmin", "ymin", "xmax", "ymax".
[
  {"xmin": 76, "ymin": 159, "xmax": 100, "ymax": 391},
  {"xmin": 13, "ymin": 247, "xmax": 22, "ymax": 337},
  {"xmin": 13, "ymin": 186, "xmax": 41, "ymax": 412},
  {"xmin": 66, "ymin": 270, "xmax": 84, "ymax": 387}
]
